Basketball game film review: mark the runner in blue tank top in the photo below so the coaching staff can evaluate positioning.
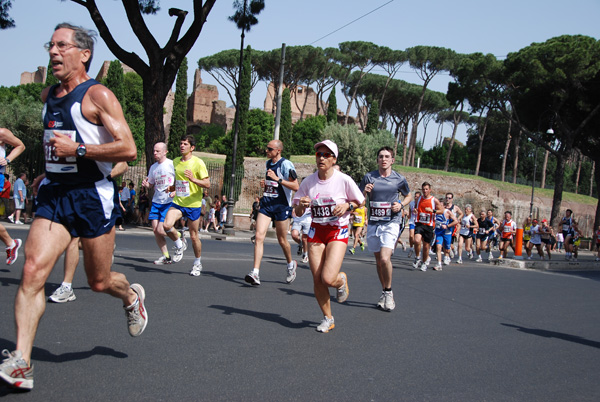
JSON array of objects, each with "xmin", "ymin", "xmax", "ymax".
[{"xmin": 0, "ymin": 23, "xmax": 146, "ymax": 391}]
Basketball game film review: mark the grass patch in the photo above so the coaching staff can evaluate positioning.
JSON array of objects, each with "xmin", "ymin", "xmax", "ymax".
[{"xmin": 395, "ymin": 164, "xmax": 597, "ymax": 206}]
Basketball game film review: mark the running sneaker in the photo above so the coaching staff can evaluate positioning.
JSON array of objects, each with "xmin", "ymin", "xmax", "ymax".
[
  {"xmin": 6, "ymin": 238, "xmax": 22, "ymax": 265},
  {"xmin": 468, "ymin": 251, "xmax": 474, "ymax": 259},
  {"xmin": 244, "ymin": 271, "xmax": 260, "ymax": 286},
  {"xmin": 383, "ymin": 290, "xmax": 395, "ymax": 311},
  {"xmin": 476, "ymin": 255, "xmax": 483, "ymax": 263},
  {"xmin": 456, "ymin": 258, "xmax": 463, "ymax": 264},
  {"xmin": 336, "ymin": 272, "xmax": 349, "ymax": 303},
  {"xmin": 421, "ymin": 258, "xmax": 430, "ymax": 272},
  {"xmin": 412, "ymin": 258, "xmax": 422, "ymax": 270},
  {"xmin": 377, "ymin": 292, "xmax": 385, "ymax": 309},
  {"xmin": 349, "ymin": 248, "xmax": 355, "ymax": 255},
  {"xmin": 48, "ymin": 285, "xmax": 76, "ymax": 303},
  {"xmin": 527, "ymin": 256, "xmax": 532, "ymax": 260},
  {"xmin": 450, "ymin": 249, "xmax": 455, "ymax": 258},
  {"xmin": 316, "ymin": 316, "xmax": 335, "ymax": 333},
  {"xmin": 125, "ymin": 284, "xmax": 147, "ymax": 337},
  {"xmin": 407, "ymin": 248, "xmax": 413, "ymax": 258},
  {"xmin": 302, "ymin": 254, "xmax": 309, "ymax": 263},
  {"xmin": 434, "ymin": 262, "xmax": 443, "ymax": 271},
  {"xmin": 443, "ymin": 255, "xmax": 451, "ymax": 265},
  {"xmin": 286, "ymin": 260, "xmax": 297, "ymax": 284},
  {"xmin": 498, "ymin": 255, "xmax": 503, "ymax": 260},
  {"xmin": 0, "ymin": 349, "xmax": 33, "ymax": 390},
  {"xmin": 7, "ymin": 215, "xmax": 14, "ymax": 224},
  {"xmin": 14, "ymin": 221, "xmax": 23, "ymax": 225},
  {"xmin": 297, "ymin": 243, "xmax": 302, "ymax": 255},
  {"xmin": 189, "ymin": 261, "xmax": 203, "ymax": 276},
  {"xmin": 153, "ymin": 255, "xmax": 172, "ymax": 265},
  {"xmin": 402, "ymin": 244, "xmax": 406, "ymax": 251},
  {"xmin": 360, "ymin": 243, "xmax": 365, "ymax": 251}
]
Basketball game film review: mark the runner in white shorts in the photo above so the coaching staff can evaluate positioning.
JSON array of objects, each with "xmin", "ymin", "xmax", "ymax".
[{"xmin": 359, "ymin": 146, "xmax": 412, "ymax": 312}]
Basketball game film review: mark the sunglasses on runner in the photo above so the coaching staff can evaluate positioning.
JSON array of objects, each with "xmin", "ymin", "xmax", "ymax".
[
  {"xmin": 315, "ymin": 151, "xmax": 334, "ymax": 158},
  {"xmin": 266, "ymin": 147, "xmax": 276, "ymax": 152}
]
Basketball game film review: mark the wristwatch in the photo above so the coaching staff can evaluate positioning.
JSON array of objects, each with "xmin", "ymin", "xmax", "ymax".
[
  {"xmin": 278, "ymin": 178, "xmax": 283, "ymax": 185},
  {"xmin": 76, "ymin": 143, "xmax": 87, "ymax": 158},
  {"xmin": 4, "ymin": 158, "xmax": 10, "ymax": 165},
  {"xmin": 348, "ymin": 202, "xmax": 354, "ymax": 212}
]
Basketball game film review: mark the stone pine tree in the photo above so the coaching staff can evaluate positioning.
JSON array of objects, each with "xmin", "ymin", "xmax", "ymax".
[
  {"xmin": 365, "ymin": 99, "xmax": 379, "ymax": 134},
  {"xmin": 169, "ymin": 56, "xmax": 188, "ymax": 159},
  {"xmin": 327, "ymin": 86, "xmax": 338, "ymax": 123},
  {"xmin": 224, "ymin": 46, "xmax": 251, "ymax": 200},
  {"xmin": 280, "ymin": 88, "xmax": 293, "ymax": 159},
  {"xmin": 0, "ymin": 0, "xmax": 14, "ymax": 29}
]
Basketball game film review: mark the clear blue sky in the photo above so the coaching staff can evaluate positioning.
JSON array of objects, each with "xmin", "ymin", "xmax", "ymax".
[{"xmin": 1, "ymin": 0, "xmax": 598, "ymax": 149}]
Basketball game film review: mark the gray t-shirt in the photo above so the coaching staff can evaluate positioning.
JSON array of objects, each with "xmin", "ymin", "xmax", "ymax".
[{"xmin": 359, "ymin": 170, "xmax": 410, "ymax": 225}]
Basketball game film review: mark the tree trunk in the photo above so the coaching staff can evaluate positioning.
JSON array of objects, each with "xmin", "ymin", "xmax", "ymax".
[
  {"xmin": 541, "ymin": 149, "xmax": 550, "ymax": 189},
  {"xmin": 593, "ymin": 160, "xmax": 600, "ymax": 240},
  {"xmin": 550, "ymin": 153, "xmax": 566, "ymax": 227},
  {"xmin": 444, "ymin": 104, "xmax": 463, "ymax": 172},
  {"xmin": 501, "ymin": 123, "xmax": 512, "ymax": 182},
  {"xmin": 474, "ymin": 113, "xmax": 489, "ymax": 177},
  {"xmin": 591, "ymin": 160, "xmax": 595, "ymax": 197},
  {"xmin": 511, "ymin": 124, "xmax": 520, "ymax": 184},
  {"xmin": 143, "ymin": 80, "xmax": 168, "ymax": 172},
  {"xmin": 575, "ymin": 152, "xmax": 582, "ymax": 194}
]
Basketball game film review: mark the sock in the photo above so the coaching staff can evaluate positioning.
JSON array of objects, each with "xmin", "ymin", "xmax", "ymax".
[
  {"xmin": 194, "ymin": 257, "xmax": 202, "ymax": 265},
  {"xmin": 383, "ymin": 287, "xmax": 392, "ymax": 292},
  {"xmin": 287, "ymin": 261, "xmax": 294, "ymax": 268},
  {"xmin": 175, "ymin": 238, "xmax": 182, "ymax": 248},
  {"xmin": 62, "ymin": 282, "xmax": 72, "ymax": 290},
  {"xmin": 163, "ymin": 251, "xmax": 170, "ymax": 258},
  {"xmin": 125, "ymin": 295, "xmax": 139, "ymax": 310},
  {"xmin": 6, "ymin": 240, "xmax": 15, "ymax": 249},
  {"xmin": 252, "ymin": 268, "xmax": 259, "ymax": 275}
]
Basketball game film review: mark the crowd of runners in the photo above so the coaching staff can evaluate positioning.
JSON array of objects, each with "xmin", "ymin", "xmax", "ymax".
[{"xmin": 1, "ymin": 22, "xmax": 599, "ymax": 392}]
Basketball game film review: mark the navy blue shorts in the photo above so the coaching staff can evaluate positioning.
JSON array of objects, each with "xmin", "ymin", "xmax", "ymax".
[
  {"xmin": 36, "ymin": 179, "xmax": 119, "ymax": 238},
  {"xmin": 149, "ymin": 201, "xmax": 172, "ymax": 222},
  {"xmin": 170, "ymin": 203, "xmax": 202, "ymax": 221},
  {"xmin": 259, "ymin": 204, "xmax": 292, "ymax": 222}
]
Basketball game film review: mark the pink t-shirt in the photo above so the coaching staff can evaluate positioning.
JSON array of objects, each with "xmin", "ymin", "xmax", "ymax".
[{"xmin": 293, "ymin": 170, "xmax": 365, "ymax": 227}]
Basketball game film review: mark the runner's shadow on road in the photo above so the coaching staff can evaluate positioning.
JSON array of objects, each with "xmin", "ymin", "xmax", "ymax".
[
  {"xmin": 208, "ymin": 305, "xmax": 313, "ymax": 329},
  {"xmin": 501, "ymin": 323, "xmax": 600, "ymax": 349},
  {"xmin": 278, "ymin": 288, "xmax": 378, "ymax": 309}
]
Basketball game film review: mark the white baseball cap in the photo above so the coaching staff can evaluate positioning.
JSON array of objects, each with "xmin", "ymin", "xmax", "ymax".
[{"xmin": 314, "ymin": 140, "xmax": 338, "ymax": 158}]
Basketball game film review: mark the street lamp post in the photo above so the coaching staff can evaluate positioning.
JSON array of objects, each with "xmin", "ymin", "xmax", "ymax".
[
  {"xmin": 529, "ymin": 124, "xmax": 555, "ymax": 217},
  {"xmin": 223, "ymin": 0, "xmax": 247, "ymax": 236}
]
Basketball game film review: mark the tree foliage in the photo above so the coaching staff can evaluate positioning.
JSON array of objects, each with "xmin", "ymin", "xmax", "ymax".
[
  {"xmin": 326, "ymin": 87, "xmax": 337, "ymax": 123},
  {"xmin": 365, "ymin": 99, "xmax": 379, "ymax": 134},
  {"xmin": 291, "ymin": 115, "xmax": 327, "ymax": 155},
  {"xmin": 0, "ymin": 0, "xmax": 14, "ymax": 29}
]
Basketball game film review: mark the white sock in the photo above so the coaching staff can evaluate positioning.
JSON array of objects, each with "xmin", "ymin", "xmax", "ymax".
[
  {"xmin": 194, "ymin": 257, "xmax": 202, "ymax": 265},
  {"xmin": 252, "ymin": 268, "xmax": 259, "ymax": 275},
  {"xmin": 175, "ymin": 238, "xmax": 183, "ymax": 248},
  {"xmin": 62, "ymin": 282, "xmax": 72, "ymax": 290},
  {"xmin": 287, "ymin": 261, "xmax": 294, "ymax": 268}
]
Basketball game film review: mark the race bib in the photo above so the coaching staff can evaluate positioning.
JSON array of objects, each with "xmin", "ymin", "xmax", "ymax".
[
  {"xmin": 311, "ymin": 197, "xmax": 337, "ymax": 223},
  {"xmin": 370, "ymin": 201, "xmax": 392, "ymax": 222},
  {"xmin": 44, "ymin": 129, "xmax": 78, "ymax": 173},
  {"xmin": 562, "ymin": 224, "xmax": 570, "ymax": 231},
  {"xmin": 263, "ymin": 179, "xmax": 279, "ymax": 198},
  {"xmin": 418, "ymin": 213, "xmax": 431, "ymax": 224},
  {"xmin": 354, "ymin": 215, "xmax": 363, "ymax": 224},
  {"xmin": 175, "ymin": 180, "xmax": 190, "ymax": 197},
  {"xmin": 503, "ymin": 225, "xmax": 512, "ymax": 233}
]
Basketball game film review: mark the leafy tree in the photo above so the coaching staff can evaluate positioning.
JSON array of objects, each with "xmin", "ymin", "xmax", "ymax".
[
  {"xmin": 122, "ymin": 73, "xmax": 145, "ymax": 162},
  {"xmin": 0, "ymin": 0, "xmax": 14, "ymax": 29},
  {"xmin": 280, "ymin": 88, "xmax": 292, "ymax": 158},
  {"xmin": 326, "ymin": 86, "xmax": 338, "ymax": 123},
  {"xmin": 365, "ymin": 99, "xmax": 379, "ymax": 134},
  {"xmin": 64, "ymin": 0, "xmax": 217, "ymax": 170},
  {"xmin": 405, "ymin": 46, "xmax": 458, "ymax": 166},
  {"xmin": 0, "ymin": 98, "xmax": 44, "ymax": 180},
  {"xmin": 169, "ymin": 57, "xmax": 188, "ymax": 159},
  {"xmin": 373, "ymin": 47, "xmax": 406, "ymax": 118},
  {"xmin": 292, "ymin": 115, "xmax": 326, "ymax": 155},
  {"xmin": 104, "ymin": 60, "xmax": 125, "ymax": 105},
  {"xmin": 244, "ymin": 108, "xmax": 274, "ymax": 156},
  {"xmin": 45, "ymin": 61, "xmax": 59, "ymax": 86},
  {"xmin": 194, "ymin": 124, "xmax": 226, "ymax": 151},
  {"xmin": 504, "ymin": 35, "xmax": 600, "ymax": 225},
  {"xmin": 321, "ymin": 123, "xmax": 394, "ymax": 182}
]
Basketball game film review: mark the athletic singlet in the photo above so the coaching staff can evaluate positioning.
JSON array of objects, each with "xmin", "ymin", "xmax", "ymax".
[
  {"xmin": 460, "ymin": 213, "xmax": 473, "ymax": 236},
  {"xmin": 435, "ymin": 210, "xmax": 452, "ymax": 235},
  {"xmin": 416, "ymin": 196, "xmax": 436, "ymax": 227},
  {"xmin": 501, "ymin": 219, "xmax": 516, "ymax": 239},
  {"xmin": 523, "ymin": 224, "xmax": 532, "ymax": 241},
  {"xmin": 561, "ymin": 216, "xmax": 572, "ymax": 233},
  {"xmin": 42, "ymin": 79, "xmax": 113, "ymax": 185},
  {"xmin": 261, "ymin": 157, "xmax": 295, "ymax": 208},
  {"xmin": 0, "ymin": 143, "xmax": 5, "ymax": 175}
]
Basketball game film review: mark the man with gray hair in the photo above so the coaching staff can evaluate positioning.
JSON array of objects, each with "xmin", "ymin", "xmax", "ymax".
[{"xmin": 0, "ymin": 23, "xmax": 146, "ymax": 391}]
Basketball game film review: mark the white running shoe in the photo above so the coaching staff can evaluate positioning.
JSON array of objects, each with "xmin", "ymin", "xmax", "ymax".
[
  {"xmin": 302, "ymin": 254, "xmax": 309, "ymax": 263},
  {"xmin": 476, "ymin": 255, "xmax": 483, "ymax": 262},
  {"xmin": 126, "ymin": 284, "xmax": 147, "ymax": 337},
  {"xmin": 383, "ymin": 291, "xmax": 395, "ymax": 311},
  {"xmin": 244, "ymin": 271, "xmax": 260, "ymax": 286},
  {"xmin": 449, "ymin": 249, "xmax": 455, "ymax": 258},
  {"xmin": 443, "ymin": 256, "xmax": 451, "ymax": 265},
  {"xmin": 189, "ymin": 261, "xmax": 202, "ymax": 276},
  {"xmin": 421, "ymin": 258, "xmax": 430, "ymax": 272},
  {"xmin": 377, "ymin": 292, "xmax": 385, "ymax": 309},
  {"xmin": 48, "ymin": 285, "xmax": 76, "ymax": 303},
  {"xmin": 153, "ymin": 255, "xmax": 172, "ymax": 265},
  {"xmin": 286, "ymin": 260, "xmax": 297, "ymax": 284},
  {"xmin": 316, "ymin": 316, "xmax": 335, "ymax": 333},
  {"xmin": 457, "ymin": 258, "xmax": 463, "ymax": 264},
  {"xmin": 407, "ymin": 248, "xmax": 413, "ymax": 258},
  {"xmin": 412, "ymin": 258, "xmax": 422, "ymax": 270},
  {"xmin": 433, "ymin": 262, "xmax": 443, "ymax": 271},
  {"xmin": 336, "ymin": 272, "xmax": 349, "ymax": 303}
]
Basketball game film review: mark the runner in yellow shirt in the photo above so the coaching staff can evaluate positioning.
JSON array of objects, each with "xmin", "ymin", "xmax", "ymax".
[
  {"xmin": 349, "ymin": 205, "xmax": 366, "ymax": 254},
  {"xmin": 163, "ymin": 135, "xmax": 210, "ymax": 276}
]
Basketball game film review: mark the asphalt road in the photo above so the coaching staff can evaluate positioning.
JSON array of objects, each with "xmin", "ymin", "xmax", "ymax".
[{"xmin": 1, "ymin": 228, "xmax": 600, "ymax": 401}]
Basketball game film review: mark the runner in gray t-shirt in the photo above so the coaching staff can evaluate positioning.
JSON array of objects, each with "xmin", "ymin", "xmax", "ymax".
[{"xmin": 359, "ymin": 146, "xmax": 412, "ymax": 312}]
